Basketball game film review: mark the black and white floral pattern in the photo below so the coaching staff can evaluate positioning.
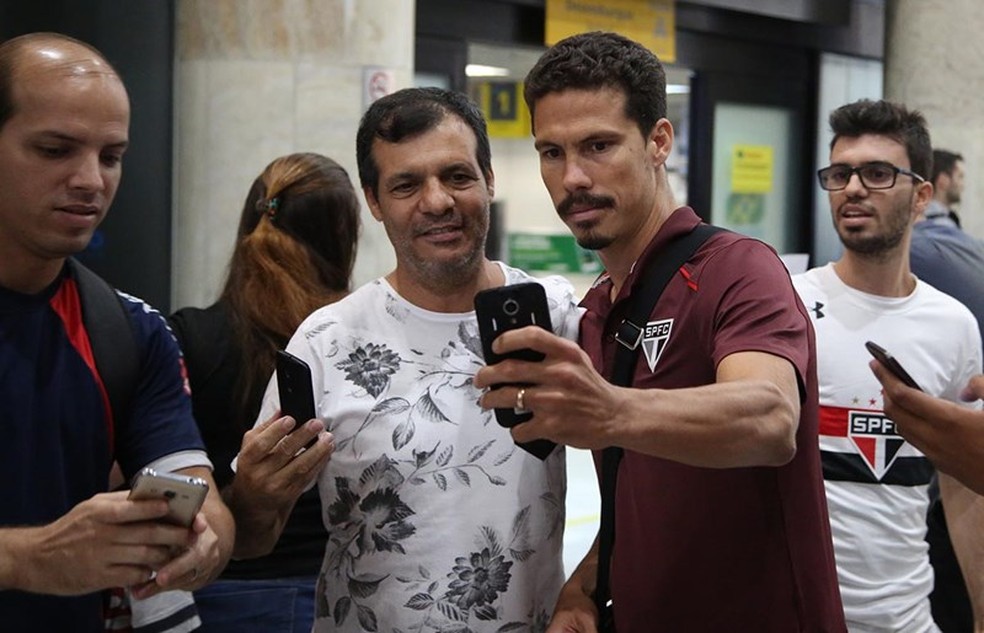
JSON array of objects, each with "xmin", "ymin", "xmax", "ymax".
[{"xmin": 262, "ymin": 268, "xmax": 581, "ymax": 633}]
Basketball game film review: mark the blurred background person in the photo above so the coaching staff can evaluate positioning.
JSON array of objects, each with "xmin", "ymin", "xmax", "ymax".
[
  {"xmin": 925, "ymin": 149, "xmax": 965, "ymax": 227},
  {"xmin": 911, "ymin": 148, "xmax": 984, "ymax": 350},
  {"xmin": 168, "ymin": 152, "xmax": 361, "ymax": 633}
]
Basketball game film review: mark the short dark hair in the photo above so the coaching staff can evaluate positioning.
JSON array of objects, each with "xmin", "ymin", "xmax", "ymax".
[
  {"xmin": 356, "ymin": 87, "xmax": 491, "ymax": 199},
  {"xmin": 828, "ymin": 99, "xmax": 932, "ymax": 182},
  {"xmin": 523, "ymin": 31, "xmax": 666, "ymax": 138},
  {"xmin": 931, "ymin": 149, "xmax": 963, "ymax": 185},
  {"xmin": 0, "ymin": 32, "xmax": 116, "ymax": 130}
]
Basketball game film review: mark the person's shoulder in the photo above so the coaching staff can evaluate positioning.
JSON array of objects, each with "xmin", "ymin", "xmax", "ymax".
[
  {"xmin": 116, "ymin": 290, "xmax": 169, "ymax": 327},
  {"xmin": 100, "ymin": 290, "xmax": 185, "ymax": 360},
  {"xmin": 691, "ymin": 230, "xmax": 795, "ymax": 292},
  {"xmin": 917, "ymin": 279, "xmax": 979, "ymax": 322},
  {"xmin": 167, "ymin": 302, "xmax": 227, "ymax": 335},
  {"xmin": 295, "ymin": 279, "xmax": 386, "ymax": 333},
  {"xmin": 501, "ymin": 263, "xmax": 574, "ymax": 294},
  {"xmin": 166, "ymin": 302, "xmax": 232, "ymax": 357},
  {"xmin": 697, "ymin": 229, "xmax": 781, "ymax": 267}
]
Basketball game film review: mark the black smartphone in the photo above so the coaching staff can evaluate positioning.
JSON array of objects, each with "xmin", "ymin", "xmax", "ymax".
[
  {"xmin": 276, "ymin": 349, "xmax": 319, "ymax": 448},
  {"xmin": 865, "ymin": 341, "xmax": 922, "ymax": 391},
  {"xmin": 128, "ymin": 467, "xmax": 209, "ymax": 527},
  {"xmin": 474, "ymin": 282, "xmax": 556, "ymax": 460}
]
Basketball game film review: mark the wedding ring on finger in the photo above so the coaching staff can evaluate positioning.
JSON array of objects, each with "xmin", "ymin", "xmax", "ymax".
[{"xmin": 516, "ymin": 387, "xmax": 527, "ymax": 411}]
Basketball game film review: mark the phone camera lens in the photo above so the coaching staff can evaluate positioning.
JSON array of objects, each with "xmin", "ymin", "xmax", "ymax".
[
  {"xmin": 503, "ymin": 298, "xmax": 519, "ymax": 316},
  {"xmin": 164, "ymin": 490, "xmax": 176, "ymax": 500}
]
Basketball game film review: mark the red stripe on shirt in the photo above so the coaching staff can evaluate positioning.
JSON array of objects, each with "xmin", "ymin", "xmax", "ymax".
[
  {"xmin": 50, "ymin": 277, "xmax": 115, "ymax": 450},
  {"xmin": 818, "ymin": 403, "xmax": 881, "ymax": 437}
]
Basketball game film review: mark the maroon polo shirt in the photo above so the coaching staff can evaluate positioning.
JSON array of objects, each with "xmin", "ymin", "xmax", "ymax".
[{"xmin": 581, "ymin": 207, "xmax": 844, "ymax": 632}]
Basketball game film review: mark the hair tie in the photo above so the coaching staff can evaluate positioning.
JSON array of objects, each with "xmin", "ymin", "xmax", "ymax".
[{"xmin": 263, "ymin": 197, "xmax": 279, "ymax": 221}]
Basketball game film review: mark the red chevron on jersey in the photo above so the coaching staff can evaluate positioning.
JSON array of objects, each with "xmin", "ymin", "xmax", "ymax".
[{"xmin": 819, "ymin": 404, "xmax": 905, "ymax": 480}]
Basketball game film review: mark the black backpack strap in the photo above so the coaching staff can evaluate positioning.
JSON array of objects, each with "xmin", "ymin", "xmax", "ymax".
[
  {"xmin": 595, "ymin": 223, "xmax": 721, "ymax": 617},
  {"xmin": 71, "ymin": 258, "xmax": 140, "ymax": 455}
]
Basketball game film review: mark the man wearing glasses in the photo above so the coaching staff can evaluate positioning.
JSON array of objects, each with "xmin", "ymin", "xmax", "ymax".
[{"xmin": 793, "ymin": 99, "xmax": 984, "ymax": 631}]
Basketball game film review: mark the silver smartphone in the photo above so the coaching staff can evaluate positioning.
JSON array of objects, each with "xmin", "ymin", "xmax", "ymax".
[{"xmin": 128, "ymin": 467, "xmax": 209, "ymax": 527}]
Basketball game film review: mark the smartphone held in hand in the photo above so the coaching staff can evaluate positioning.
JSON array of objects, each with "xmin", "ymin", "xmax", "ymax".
[
  {"xmin": 128, "ymin": 467, "xmax": 209, "ymax": 527},
  {"xmin": 276, "ymin": 349, "xmax": 319, "ymax": 449},
  {"xmin": 865, "ymin": 341, "xmax": 922, "ymax": 391},
  {"xmin": 474, "ymin": 282, "xmax": 557, "ymax": 459}
]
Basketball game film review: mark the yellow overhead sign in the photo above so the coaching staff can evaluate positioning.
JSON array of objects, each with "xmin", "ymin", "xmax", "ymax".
[
  {"xmin": 731, "ymin": 145, "xmax": 774, "ymax": 194},
  {"xmin": 476, "ymin": 81, "xmax": 531, "ymax": 138},
  {"xmin": 546, "ymin": 0, "xmax": 676, "ymax": 63}
]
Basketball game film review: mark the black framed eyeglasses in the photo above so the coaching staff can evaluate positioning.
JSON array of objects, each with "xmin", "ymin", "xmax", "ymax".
[{"xmin": 817, "ymin": 162, "xmax": 926, "ymax": 191}]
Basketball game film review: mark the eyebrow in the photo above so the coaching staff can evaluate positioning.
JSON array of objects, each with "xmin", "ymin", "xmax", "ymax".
[
  {"xmin": 32, "ymin": 130, "xmax": 129, "ymax": 151},
  {"xmin": 383, "ymin": 160, "xmax": 477, "ymax": 185},
  {"xmin": 533, "ymin": 131, "xmax": 620, "ymax": 152}
]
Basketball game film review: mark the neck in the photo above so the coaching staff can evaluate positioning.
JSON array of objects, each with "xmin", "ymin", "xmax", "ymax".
[
  {"xmin": 601, "ymin": 183, "xmax": 677, "ymax": 297},
  {"xmin": 0, "ymin": 255, "xmax": 66, "ymax": 295},
  {"xmin": 386, "ymin": 259, "xmax": 504, "ymax": 313},
  {"xmin": 833, "ymin": 247, "xmax": 915, "ymax": 298}
]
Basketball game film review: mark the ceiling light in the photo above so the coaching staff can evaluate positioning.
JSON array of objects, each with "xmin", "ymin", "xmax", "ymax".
[{"xmin": 466, "ymin": 64, "xmax": 510, "ymax": 78}]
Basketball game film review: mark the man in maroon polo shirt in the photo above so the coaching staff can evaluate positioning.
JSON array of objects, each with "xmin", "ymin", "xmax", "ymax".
[{"xmin": 475, "ymin": 31, "xmax": 844, "ymax": 632}]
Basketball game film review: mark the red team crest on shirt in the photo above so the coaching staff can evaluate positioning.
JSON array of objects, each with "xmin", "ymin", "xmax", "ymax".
[
  {"xmin": 847, "ymin": 410, "xmax": 905, "ymax": 479},
  {"xmin": 642, "ymin": 318, "xmax": 673, "ymax": 372}
]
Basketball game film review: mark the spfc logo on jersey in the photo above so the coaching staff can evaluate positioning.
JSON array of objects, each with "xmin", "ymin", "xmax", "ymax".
[
  {"xmin": 848, "ymin": 411, "xmax": 905, "ymax": 479},
  {"xmin": 642, "ymin": 319, "xmax": 673, "ymax": 372}
]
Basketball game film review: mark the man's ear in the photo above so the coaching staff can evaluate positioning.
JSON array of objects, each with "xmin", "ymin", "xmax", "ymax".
[
  {"xmin": 648, "ymin": 118, "xmax": 674, "ymax": 168},
  {"xmin": 363, "ymin": 186, "xmax": 383, "ymax": 222},
  {"xmin": 485, "ymin": 168, "xmax": 495, "ymax": 199},
  {"xmin": 912, "ymin": 179, "xmax": 934, "ymax": 219}
]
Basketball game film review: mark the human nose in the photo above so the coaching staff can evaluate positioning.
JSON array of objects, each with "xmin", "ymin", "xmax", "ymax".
[
  {"xmin": 68, "ymin": 153, "xmax": 105, "ymax": 193},
  {"xmin": 842, "ymin": 169, "xmax": 868, "ymax": 196},
  {"xmin": 419, "ymin": 178, "xmax": 454, "ymax": 214},
  {"xmin": 562, "ymin": 156, "xmax": 592, "ymax": 191}
]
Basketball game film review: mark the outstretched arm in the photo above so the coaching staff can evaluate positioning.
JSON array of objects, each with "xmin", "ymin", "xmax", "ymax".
[{"xmin": 475, "ymin": 327, "xmax": 799, "ymax": 468}]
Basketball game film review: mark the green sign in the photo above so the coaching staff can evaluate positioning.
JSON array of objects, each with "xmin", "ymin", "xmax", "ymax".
[{"xmin": 507, "ymin": 233, "xmax": 602, "ymax": 274}]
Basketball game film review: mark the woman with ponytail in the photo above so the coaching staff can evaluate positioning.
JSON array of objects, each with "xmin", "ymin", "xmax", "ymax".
[{"xmin": 168, "ymin": 153, "xmax": 360, "ymax": 633}]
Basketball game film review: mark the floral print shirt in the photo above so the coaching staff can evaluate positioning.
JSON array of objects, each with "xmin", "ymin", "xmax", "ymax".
[{"xmin": 256, "ymin": 264, "xmax": 582, "ymax": 633}]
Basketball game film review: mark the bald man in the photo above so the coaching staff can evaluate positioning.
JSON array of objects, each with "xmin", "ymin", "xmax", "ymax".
[{"xmin": 0, "ymin": 33, "xmax": 233, "ymax": 632}]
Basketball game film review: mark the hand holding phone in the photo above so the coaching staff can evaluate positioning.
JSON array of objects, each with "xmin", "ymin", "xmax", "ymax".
[
  {"xmin": 276, "ymin": 350, "xmax": 319, "ymax": 449},
  {"xmin": 865, "ymin": 341, "xmax": 922, "ymax": 391},
  {"xmin": 128, "ymin": 467, "xmax": 209, "ymax": 527},
  {"xmin": 474, "ymin": 282, "xmax": 556, "ymax": 460}
]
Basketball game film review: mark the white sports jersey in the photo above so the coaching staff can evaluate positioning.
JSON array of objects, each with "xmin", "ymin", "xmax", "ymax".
[
  {"xmin": 257, "ymin": 263, "xmax": 582, "ymax": 633},
  {"xmin": 794, "ymin": 263, "xmax": 981, "ymax": 633}
]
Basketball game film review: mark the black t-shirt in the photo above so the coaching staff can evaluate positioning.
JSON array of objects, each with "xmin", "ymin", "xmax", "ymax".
[{"xmin": 168, "ymin": 301, "xmax": 324, "ymax": 579}]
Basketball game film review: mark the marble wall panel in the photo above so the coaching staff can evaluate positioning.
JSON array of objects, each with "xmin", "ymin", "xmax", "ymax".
[
  {"xmin": 173, "ymin": 0, "xmax": 414, "ymax": 307},
  {"xmin": 886, "ymin": 0, "xmax": 984, "ymax": 238}
]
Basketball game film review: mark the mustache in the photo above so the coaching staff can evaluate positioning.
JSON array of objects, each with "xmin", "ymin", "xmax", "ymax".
[
  {"xmin": 837, "ymin": 199, "xmax": 875, "ymax": 215},
  {"xmin": 412, "ymin": 211, "xmax": 465, "ymax": 236},
  {"xmin": 557, "ymin": 192, "xmax": 615, "ymax": 217}
]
